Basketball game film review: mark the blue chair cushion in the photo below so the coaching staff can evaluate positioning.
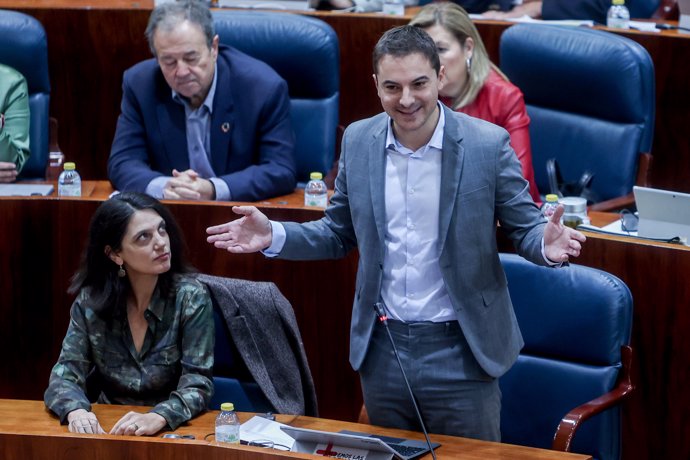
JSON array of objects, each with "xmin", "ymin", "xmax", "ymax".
[
  {"xmin": 500, "ymin": 355, "xmax": 622, "ymax": 460},
  {"xmin": 500, "ymin": 24, "xmax": 655, "ymax": 203},
  {"xmin": 0, "ymin": 10, "xmax": 51, "ymax": 179},
  {"xmin": 528, "ymin": 106, "xmax": 642, "ymax": 202},
  {"xmin": 212, "ymin": 307, "xmax": 274, "ymax": 412},
  {"xmin": 212, "ymin": 11, "xmax": 340, "ymax": 183},
  {"xmin": 501, "ymin": 254, "xmax": 632, "ymax": 365}
]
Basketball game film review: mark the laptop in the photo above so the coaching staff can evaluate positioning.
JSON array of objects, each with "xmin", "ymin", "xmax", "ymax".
[
  {"xmin": 633, "ymin": 186, "xmax": 690, "ymax": 244},
  {"xmin": 0, "ymin": 184, "xmax": 54, "ymax": 196},
  {"xmin": 281, "ymin": 425, "xmax": 440, "ymax": 460}
]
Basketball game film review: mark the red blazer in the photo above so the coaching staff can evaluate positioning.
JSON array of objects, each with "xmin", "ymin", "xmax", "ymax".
[{"xmin": 443, "ymin": 69, "xmax": 541, "ymax": 204}]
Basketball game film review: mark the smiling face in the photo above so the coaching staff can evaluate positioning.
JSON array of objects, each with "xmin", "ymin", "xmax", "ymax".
[
  {"xmin": 153, "ymin": 20, "xmax": 218, "ymax": 109},
  {"xmin": 107, "ymin": 209, "xmax": 171, "ymax": 281},
  {"xmin": 424, "ymin": 24, "xmax": 473, "ymax": 101},
  {"xmin": 374, "ymin": 52, "xmax": 445, "ymax": 151}
]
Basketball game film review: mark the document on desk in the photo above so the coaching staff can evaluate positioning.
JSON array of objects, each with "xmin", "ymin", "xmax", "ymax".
[
  {"xmin": 469, "ymin": 14, "xmax": 594, "ymax": 27},
  {"xmin": 0, "ymin": 184, "xmax": 54, "ymax": 196},
  {"xmin": 240, "ymin": 416, "xmax": 295, "ymax": 449}
]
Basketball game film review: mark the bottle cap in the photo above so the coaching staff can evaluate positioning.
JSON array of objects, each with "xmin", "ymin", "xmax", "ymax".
[
  {"xmin": 309, "ymin": 172, "xmax": 323, "ymax": 180},
  {"xmin": 612, "ymin": 0, "xmax": 625, "ymax": 5},
  {"xmin": 220, "ymin": 402, "xmax": 235, "ymax": 412},
  {"xmin": 560, "ymin": 196, "xmax": 587, "ymax": 213},
  {"xmin": 63, "ymin": 162, "xmax": 76, "ymax": 171},
  {"xmin": 545, "ymin": 194, "xmax": 559, "ymax": 203}
]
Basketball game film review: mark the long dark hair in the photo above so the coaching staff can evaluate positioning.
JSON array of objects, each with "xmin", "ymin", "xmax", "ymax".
[{"xmin": 69, "ymin": 192, "xmax": 194, "ymax": 313}]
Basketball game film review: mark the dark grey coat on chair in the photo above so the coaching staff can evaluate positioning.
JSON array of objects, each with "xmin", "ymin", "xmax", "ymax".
[{"xmin": 199, "ymin": 274, "xmax": 318, "ymax": 416}]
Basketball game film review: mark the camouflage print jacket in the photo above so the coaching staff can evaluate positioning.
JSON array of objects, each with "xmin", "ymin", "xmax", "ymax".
[{"xmin": 44, "ymin": 275, "xmax": 214, "ymax": 430}]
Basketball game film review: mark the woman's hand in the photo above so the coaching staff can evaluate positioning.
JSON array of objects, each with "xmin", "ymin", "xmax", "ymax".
[
  {"xmin": 109, "ymin": 411, "xmax": 167, "ymax": 436},
  {"xmin": 66, "ymin": 408, "xmax": 106, "ymax": 434}
]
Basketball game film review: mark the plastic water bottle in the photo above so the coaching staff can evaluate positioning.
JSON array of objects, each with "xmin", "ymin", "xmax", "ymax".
[
  {"xmin": 541, "ymin": 194, "xmax": 559, "ymax": 221},
  {"xmin": 607, "ymin": 0, "xmax": 630, "ymax": 29},
  {"xmin": 57, "ymin": 162, "xmax": 82, "ymax": 197},
  {"xmin": 215, "ymin": 402, "xmax": 240, "ymax": 444},
  {"xmin": 304, "ymin": 172, "xmax": 328, "ymax": 208},
  {"xmin": 382, "ymin": 0, "xmax": 405, "ymax": 15}
]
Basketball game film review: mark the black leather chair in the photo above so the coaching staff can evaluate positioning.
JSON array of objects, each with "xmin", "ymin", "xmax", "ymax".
[
  {"xmin": 0, "ymin": 10, "xmax": 50, "ymax": 179},
  {"xmin": 500, "ymin": 24, "xmax": 655, "ymax": 211},
  {"xmin": 212, "ymin": 11, "xmax": 340, "ymax": 185},
  {"xmin": 499, "ymin": 253, "xmax": 634, "ymax": 460}
]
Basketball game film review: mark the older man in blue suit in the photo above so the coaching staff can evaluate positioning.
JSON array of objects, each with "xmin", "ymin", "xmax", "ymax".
[
  {"xmin": 108, "ymin": 1, "xmax": 296, "ymax": 202},
  {"xmin": 206, "ymin": 26, "xmax": 586, "ymax": 440}
]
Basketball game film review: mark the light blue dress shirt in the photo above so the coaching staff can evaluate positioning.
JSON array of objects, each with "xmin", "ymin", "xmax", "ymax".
[{"xmin": 146, "ymin": 65, "xmax": 230, "ymax": 201}]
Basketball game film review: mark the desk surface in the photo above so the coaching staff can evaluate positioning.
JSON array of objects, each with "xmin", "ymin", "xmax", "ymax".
[{"xmin": 0, "ymin": 399, "xmax": 591, "ymax": 459}]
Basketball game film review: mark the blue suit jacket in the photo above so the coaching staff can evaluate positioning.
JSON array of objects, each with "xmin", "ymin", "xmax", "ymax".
[
  {"xmin": 542, "ymin": 0, "xmax": 659, "ymax": 23},
  {"xmin": 279, "ymin": 106, "xmax": 548, "ymax": 378},
  {"xmin": 108, "ymin": 45, "xmax": 296, "ymax": 201}
]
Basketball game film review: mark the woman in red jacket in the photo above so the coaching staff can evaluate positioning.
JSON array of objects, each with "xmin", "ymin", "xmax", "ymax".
[{"xmin": 410, "ymin": 3, "xmax": 541, "ymax": 204}]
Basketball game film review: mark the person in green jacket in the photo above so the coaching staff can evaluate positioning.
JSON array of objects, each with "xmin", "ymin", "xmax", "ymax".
[{"xmin": 0, "ymin": 64, "xmax": 30, "ymax": 182}]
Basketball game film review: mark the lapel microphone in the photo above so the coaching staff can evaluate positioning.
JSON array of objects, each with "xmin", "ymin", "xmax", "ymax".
[{"xmin": 373, "ymin": 302, "xmax": 437, "ymax": 460}]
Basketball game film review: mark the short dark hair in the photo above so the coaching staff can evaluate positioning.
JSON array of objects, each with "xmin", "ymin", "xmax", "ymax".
[
  {"xmin": 372, "ymin": 25, "xmax": 440, "ymax": 75},
  {"xmin": 145, "ymin": 0, "xmax": 215, "ymax": 56},
  {"xmin": 69, "ymin": 192, "xmax": 194, "ymax": 314}
]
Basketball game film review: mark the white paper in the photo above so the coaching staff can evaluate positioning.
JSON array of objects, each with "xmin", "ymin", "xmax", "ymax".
[{"xmin": 240, "ymin": 416, "xmax": 296, "ymax": 449}]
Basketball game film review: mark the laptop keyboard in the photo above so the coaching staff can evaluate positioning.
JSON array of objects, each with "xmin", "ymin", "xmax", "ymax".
[{"xmin": 388, "ymin": 444, "xmax": 426, "ymax": 458}]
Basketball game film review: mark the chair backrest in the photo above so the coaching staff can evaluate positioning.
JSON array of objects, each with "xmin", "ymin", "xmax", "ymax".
[
  {"xmin": 211, "ymin": 306, "xmax": 274, "ymax": 412},
  {"xmin": 212, "ymin": 11, "xmax": 339, "ymax": 184},
  {"xmin": 499, "ymin": 253, "xmax": 633, "ymax": 460},
  {"xmin": 0, "ymin": 10, "xmax": 50, "ymax": 179},
  {"xmin": 500, "ymin": 24, "xmax": 655, "ymax": 203}
]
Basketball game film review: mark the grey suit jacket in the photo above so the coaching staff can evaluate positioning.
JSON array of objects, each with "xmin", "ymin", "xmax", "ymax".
[
  {"xmin": 199, "ymin": 275, "xmax": 318, "ymax": 416},
  {"xmin": 280, "ymin": 106, "xmax": 547, "ymax": 378}
]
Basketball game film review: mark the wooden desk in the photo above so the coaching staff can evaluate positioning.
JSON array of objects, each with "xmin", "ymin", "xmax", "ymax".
[
  {"xmin": 0, "ymin": 1, "xmax": 689, "ymax": 193},
  {"xmin": 0, "ymin": 399, "xmax": 591, "ymax": 459},
  {"xmin": 3, "ymin": 185, "xmax": 690, "ymax": 460}
]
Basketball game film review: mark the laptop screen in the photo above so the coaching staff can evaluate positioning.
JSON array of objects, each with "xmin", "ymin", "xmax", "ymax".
[{"xmin": 633, "ymin": 186, "xmax": 690, "ymax": 243}]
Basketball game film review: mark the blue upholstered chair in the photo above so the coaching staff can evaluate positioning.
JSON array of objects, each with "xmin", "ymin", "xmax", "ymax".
[
  {"xmin": 212, "ymin": 11, "xmax": 339, "ymax": 185},
  {"xmin": 210, "ymin": 307, "xmax": 274, "ymax": 412},
  {"xmin": 0, "ymin": 10, "xmax": 50, "ymax": 179},
  {"xmin": 500, "ymin": 24, "xmax": 655, "ymax": 211},
  {"xmin": 499, "ymin": 253, "xmax": 634, "ymax": 460}
]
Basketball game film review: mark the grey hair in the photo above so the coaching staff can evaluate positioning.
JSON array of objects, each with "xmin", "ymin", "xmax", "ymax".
[{"xmin": 145, "ymin": 1, "xmax": 215, "ymax": 56}]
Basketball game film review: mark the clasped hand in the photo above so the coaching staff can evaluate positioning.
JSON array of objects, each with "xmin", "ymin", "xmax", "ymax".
[
  {"xmin": 163, "ymin": 169, "xmax": 215, "ymax": 201},
  {"xmin": 67, "ymin": 408, "xmax": 166, "ymax": 436}
]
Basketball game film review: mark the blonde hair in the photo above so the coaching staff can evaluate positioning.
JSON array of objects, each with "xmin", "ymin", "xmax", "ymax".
[{"xmin": 410, "ymin": 2, "xmax": 505, "ymax": 109}]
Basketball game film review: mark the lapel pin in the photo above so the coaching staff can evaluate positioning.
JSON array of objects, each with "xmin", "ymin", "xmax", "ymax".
[{"xmin": 221, "ymin": 122, "xmax": 230, "ymax": 133}]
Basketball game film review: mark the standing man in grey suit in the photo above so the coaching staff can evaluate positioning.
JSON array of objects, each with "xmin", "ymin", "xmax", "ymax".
[{"xmin": 206, "ymin": 26, "xmax": 586, "ymax": 440}]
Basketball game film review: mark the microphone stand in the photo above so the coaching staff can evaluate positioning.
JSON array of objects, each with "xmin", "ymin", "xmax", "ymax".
[{"xmin": 373, "ymin": 303, "xmax": 437, "ymax": 460}]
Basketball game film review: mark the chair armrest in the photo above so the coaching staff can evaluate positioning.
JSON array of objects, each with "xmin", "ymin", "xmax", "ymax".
[
  {"xmin": 588, "ymin": 193, "xmax": 635, "ymax": 212},
  {"xmin": 552, "ymin": 345, "xmax": 634, "ymax": 452}
]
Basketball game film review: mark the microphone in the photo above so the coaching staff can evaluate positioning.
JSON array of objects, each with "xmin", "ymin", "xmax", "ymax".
[{"xmin": 373, "ymin": 302, "xmax": 437, "ymax": 460}]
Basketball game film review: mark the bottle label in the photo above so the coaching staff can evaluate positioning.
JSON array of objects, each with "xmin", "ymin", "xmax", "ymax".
[
  {"xmin": 305, "ymin": 193, "xmax": 328, "ymax": 208},
  {"xmin": 215, "ymin": 424, "xmax": 240, "ymax": 443}
]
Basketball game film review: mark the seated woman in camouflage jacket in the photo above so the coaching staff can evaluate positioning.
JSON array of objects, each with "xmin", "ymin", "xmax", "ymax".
[{"xmin": 45, "ymin": 192, "xmax": 214, "ymax": 436}]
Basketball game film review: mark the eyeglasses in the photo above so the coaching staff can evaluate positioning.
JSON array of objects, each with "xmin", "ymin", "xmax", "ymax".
[
  {"xmin": 246, "ymin": 439, "xmax": 291, "ymax": 451},
  {"xmin": 620, "ymin": 209, "xmax": 639, "ymax": 233}
]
